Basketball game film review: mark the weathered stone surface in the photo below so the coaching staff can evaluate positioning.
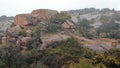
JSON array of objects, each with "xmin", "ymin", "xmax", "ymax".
[
  {"xmin": 7, "ymin": 25, "xmax": 21, "ymax": 37},
  {"xmin": 26, "ymin": 29, "xmax": 32, "ymax": 37},
  {"xmin": 14, "ymin": 9, "xmax": 58, "ymax": 26},
  {"xmin": 17, "ymin": 37, "xmax": 32, "ymax": 47},
  {"xmin": 14, "ymin": 14, "xmax": 32, "ymax": 26},
  {"xmin": 31, "ymin": 9, "xmax": 58, "ymax": 20},
  {"xmin": 40, "ymin": 34, "xmax": 70, "ymax": 50},
  {"xmin": 26, "ymin": 29, "xmax": 32, "ymax": 34},
  {"xmin": 2, "ymin": 37, "xmax": 7, "ymax": 45},
  {"xmin": 8, "ymin": 37, "xmax": 17, "ymax": 45},
  {"xmin": 62, "ymin": 20, "xmax": 74, "ymax": 29}
]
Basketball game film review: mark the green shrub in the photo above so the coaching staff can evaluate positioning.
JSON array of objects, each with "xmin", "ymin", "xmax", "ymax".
[
  {"xmin": 10, "ymin": 23, "xmax": 16, "ymax": 27},
  {"xmin": 18, "ymin": 29, "xmax": 26, "ymax": 36}
]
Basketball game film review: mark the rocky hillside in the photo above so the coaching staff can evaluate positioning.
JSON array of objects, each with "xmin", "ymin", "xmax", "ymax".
[
  {"xmin": 0, "ymin": 15, "xmax": 14, "ymax": 31},
  {"xmin": 1, "ymin": 8, "xmax": 119, "ymax": 48},
  {"xmin": 0, "ymin": 8, "xmax": 119, "ymax": 68},
  {"xmin": 67, "ymin": 8, "xmax": 120, "ymax": 28},
  {"xmin": 14, "ymin": 8, "xmax": 120, "ymax": 28}
]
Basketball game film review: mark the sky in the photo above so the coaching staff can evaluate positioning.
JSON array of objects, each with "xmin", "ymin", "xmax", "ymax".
[{"xmin": 0, "ymin": 0, "xmax": 120, "ymax": 16}]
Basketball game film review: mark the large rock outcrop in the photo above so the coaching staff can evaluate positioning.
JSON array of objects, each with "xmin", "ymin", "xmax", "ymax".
[
  {"xmin": 31, "ymin": 9, "xmax": 58, "ymax": 20},
  {"xmin": 62, "ymin": 20, "xmax": 74, "ymax": 29},
  {"xmin": 14, "ymin": 14, "xmax": 32, "ymax": 26},
  {"xmin": 7, "ymin": 25, "xmax": 21, "ymax": 37},
  {"xmin": 14, "ymin": 9, "xmax": 58, "ymax": 26}
]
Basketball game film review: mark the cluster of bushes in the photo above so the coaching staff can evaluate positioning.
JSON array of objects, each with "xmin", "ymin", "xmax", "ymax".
[
  {"xmin": 43, "ymin": 38, "xmax": 120, "ymax": 68},
  {"xmin": 45, "ymin": 11, "xmax": 70, "ymax": 33},
  {"xmin": 97, "ymin": 22, "xmax": 120, "ymax": 39},
  {"xmin": 18, "ymin": 29, "xmax": 26, "ymax": 37},
  {"xmin": 76, "ymin": 19, "xmax": 95, "ymax": 39},
  {"xmin": 45, "ymin": 24, "xmax": 63, "ymax": 33},
  {"xmin": 51, "ymin": 11, "xmax": 71, "ymax": 24},
  {"xmin": 76, "ymin": 18, "xmax": 120, "ymax": 39},
  {"xmin": 0, "ymin": 38, "xmax": 119, "ymax": 68}
]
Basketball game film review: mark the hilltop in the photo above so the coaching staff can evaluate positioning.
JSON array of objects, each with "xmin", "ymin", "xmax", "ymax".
[
  {"xmin": 0, "ymin": 8, "xmax": 119, "ymax": 49},
  {"xmin": 0, "ymin": 8, "xmax": 119, "ymax": 68},
  {"xmin": 1, "ymin": 8, "xmax": 120, "ymax": 31}
]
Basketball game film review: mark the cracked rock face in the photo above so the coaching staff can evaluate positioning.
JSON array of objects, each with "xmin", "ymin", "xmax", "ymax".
[
  {"xmin": 14, "ymin": 14, "xmax": 32, "ymax": 26},
  {"xmin": 31, "ymin": 9, "xmax": 58, "ymax": 20},
  {"xmin": 14, "ymin": 9, "xmax": 58, "ymax": 26}
]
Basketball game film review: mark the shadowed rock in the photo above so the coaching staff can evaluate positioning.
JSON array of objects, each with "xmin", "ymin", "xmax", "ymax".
[{"xmin": 14, "ymin": 14, "xmax": 32, "ymax": 26}]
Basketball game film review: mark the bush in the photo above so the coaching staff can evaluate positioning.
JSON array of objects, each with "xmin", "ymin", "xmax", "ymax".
[
  {"xmin": 10, "ymin": 23, "xmax": 16, "ymax": 27},
  {"xmin": 0, "ymin": 45, "xmax": 26, "ymax": 68},
  {"xmin": 51, "ymin": 11, "xmax": 71, "ymax": 24},
  {"xmin": 76, "ymin": 19, "xmax": 94, "ymax": 38},
  {"xmin": 45, "ymin": 24, "xmax": 63, "ymax": 33},
  {"xmin": 27, "ymin": 38, "xmax": 41, "ymax": 50},
  {"xmin": 43, "ymin": 38, "xmax": 85, "ymax": 68},
  {"xmin": 31, "ymin": 25, "xmax": 44, "ymax": 37},
  {"xmin": 18, "ymin": 29, "xmax": 26, "ymax": 37}
]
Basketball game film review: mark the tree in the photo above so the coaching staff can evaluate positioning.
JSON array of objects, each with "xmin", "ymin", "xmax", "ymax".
[
  {"xmin": 27, "ymin": 38, "xmax": 41, "ymax": 50},
  {"xmin": 51, "ymin": 11, "xmax": 71, "ymax": 24},
  {"xmin": 27, "ymin": 25, "xmax": 44, "ymax": 50},
  {"xmin": 31, "ymin": 25, "xmax": 44, "ymax": 38},
  {"xmin": 43, "ymin": 38, "xmax": 85, "ymax": 68},
  {"xmin": 68, "ymin": 58, "xmax": 94, "ymax": 68},
  {"xmin": 10, "ymin": 23, "xmax": 16, "ymax": 27},
  {"xmin": 18, "ymin": 29, "xmax": 26, "ymax": 37},
  {"xmin": 97, "ymin": 21, "xmax": 120, "ymax": 39},
  {"xmin": 45, "ymin": 23, "xmax": 63, "ymax": 33},
  {"xmin": 76, "ymin": 19, "xmax": 94, "ymax": 38},
  {"xmin": 92, "ymin": 49, "xmax": 120, "ymax": 68},
  {"xmin": 0, "ymin": 45, "xmax": 26, "ymax": 68}
]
